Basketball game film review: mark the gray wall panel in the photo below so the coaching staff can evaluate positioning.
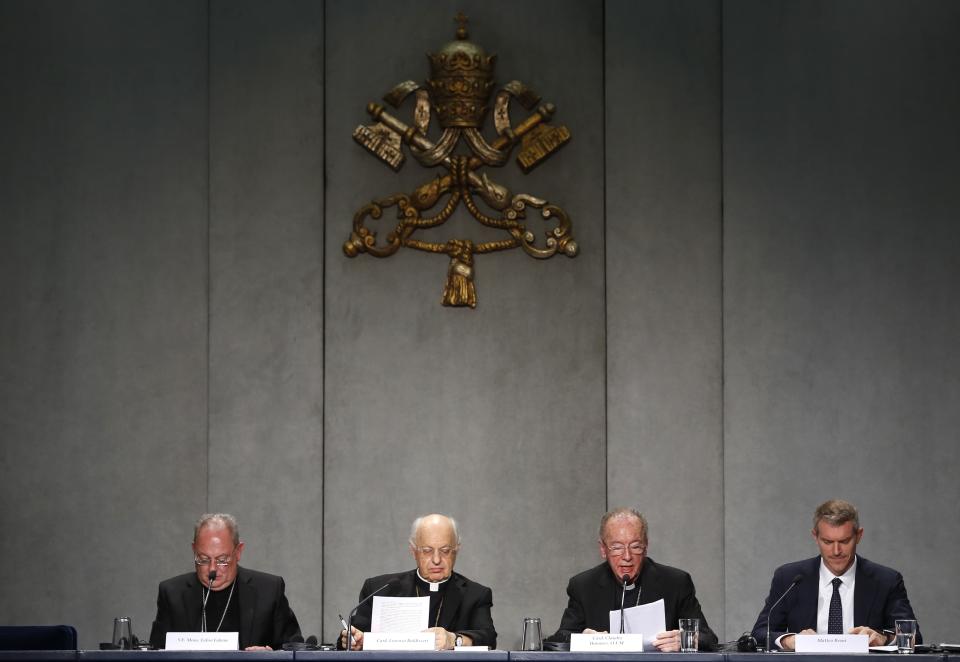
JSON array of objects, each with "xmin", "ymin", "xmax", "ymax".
[
  {"xmin": 0, "ymin": 0, "xmax": 209, "ymax": 649},
  {"xmin": 207, "ymin": 0, "xmax": 326, "ymax": 638},
  {"xmin": 606, "ymin": 0, "xmax": 725, "ymax": 638},
  {"xmin": 323, "ymin": 0, "xmax": 605, "ymax": 647},
  {"xmin": 723, "ymin": 0, "xmax": 960, "ymax": 643},
  {"xmin": 2, "ymin": 0, "xmax": 958, "ymax": 651}
]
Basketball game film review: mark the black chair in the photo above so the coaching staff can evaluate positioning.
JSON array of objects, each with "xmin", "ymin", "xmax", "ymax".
[{"xmin": 0, "ymin": 625, "xmax": 78, "ymax": 650}]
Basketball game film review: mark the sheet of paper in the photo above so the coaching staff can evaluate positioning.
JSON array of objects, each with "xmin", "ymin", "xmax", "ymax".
[
  {"xmin": 370, "ymin": 595, "xmax": 429, "ymax": 632},
  {"xmin": 609, "ymin": 598, "xmax": 666, "ymax": 648}
]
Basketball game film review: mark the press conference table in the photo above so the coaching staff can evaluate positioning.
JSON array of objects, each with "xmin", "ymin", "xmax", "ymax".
[{"xmin": 0, "ymin": 651, "xmax": 951, "ymax": 662}]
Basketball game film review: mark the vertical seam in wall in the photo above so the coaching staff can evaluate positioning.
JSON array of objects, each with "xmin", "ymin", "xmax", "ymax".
[
  {"xmin": 601, "ymin": 0, "xmax": 609, "ymax": 512},
  {"xmin": 320, "ymin": 0, "xmax": 328, "ymax": 639},
  {"xmin": 718, "ymin": 0, "xmax": 727, "ymax": 637},
  {"xmin": 205, "ymin": 0, "xmax": 212, "ymax": 512}
]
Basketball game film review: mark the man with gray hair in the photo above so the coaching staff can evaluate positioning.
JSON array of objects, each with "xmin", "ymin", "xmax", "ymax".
[
  {"xmin": 149, "ymin": 513, "xmax": 301, "ymax": 650},
  {"xmin": 548, "ymin": 507, "xmax": 717, "ymax": 650},
  {"xmin": 751, "ymin": 499, "xmax": 921, "ymax": 650},
  {"xmin": 339, "ymin": 513, "xmax": 496, "ymax": 650}
]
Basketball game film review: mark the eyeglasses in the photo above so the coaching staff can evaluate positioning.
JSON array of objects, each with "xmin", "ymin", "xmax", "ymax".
[
  {"xmin": 194, "ymin": 554, "xmax": 235, "ymax": 567},
  {"xmin": 604, "ymin": 542, "xmax": 647, "ymax": 556},
  {"xmin": 415, "ymin": 546, "xmax": 456, "ymax": 557}
]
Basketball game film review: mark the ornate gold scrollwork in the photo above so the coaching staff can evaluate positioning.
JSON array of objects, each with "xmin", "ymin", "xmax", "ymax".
[{"xmin": 346, "ymin": 13, "xmax": 577, "ymax": 308}]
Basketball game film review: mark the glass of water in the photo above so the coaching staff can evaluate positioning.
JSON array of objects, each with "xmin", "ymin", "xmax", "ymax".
[
  {"xmin": 521, "ymin": 617, "xmax": 542, "ymax": 651},
  {"xmin": 112, "ymin": 617, "xmax": 133, "ymax": 650},
  {"xmin": 679, "ymin": 618, "xmax": 699, "ymax": 652},
  {"xmin": 895, "ymin": 619, "xmax": 917, "ymax": 654}
]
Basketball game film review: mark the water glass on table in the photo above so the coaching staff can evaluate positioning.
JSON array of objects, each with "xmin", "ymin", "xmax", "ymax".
[
  {"xmin": 112, "ymin": 617, "xmax": 133, "ymax": 650},
  {"xmin": 679, "ymin": 618, "xmax": 699, "ymax": 652},
  {"xmin": 895, "ymin": 619, "xmax": 917, "ymax": 654},
  {"xmin": 521, "ymin": 616, "xmax": 543, "ymax": 651}
]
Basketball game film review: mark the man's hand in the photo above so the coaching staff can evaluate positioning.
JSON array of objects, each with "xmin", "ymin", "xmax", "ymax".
[
  {"xmin": 426, "ymin": 626, "xmax": 456, "ymax": 650},
  {"xmin": 582, "ymin": 628, "xmax": 606, "ymax": 634},
  {"xmin": 243, "ymin": 646, "xmax": 272, "ymax": 651},
  {"xmin": 850, "ymin": 626, "xmax": 889, "ymax": 646},
  {"xmin": 781, "ymin": 629, "xmax": 816, "ymax": 651},
  {"xmin": 652, "ymin": 629, "xmax": 682, "ymax": 652},
  {"xmin": 339, "ymin": 626, "xmax": 364, "ymax": 650}
]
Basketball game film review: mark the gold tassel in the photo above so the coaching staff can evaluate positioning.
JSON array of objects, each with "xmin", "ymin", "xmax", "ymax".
[{"xmin": 441, "ymin": 240, "xmax": 477, "ymax": 308}]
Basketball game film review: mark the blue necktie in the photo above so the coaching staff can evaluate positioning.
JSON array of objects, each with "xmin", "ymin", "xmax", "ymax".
[{"xmin": 828, "ymin": 577, "xmax": 843, "ymax": 634}]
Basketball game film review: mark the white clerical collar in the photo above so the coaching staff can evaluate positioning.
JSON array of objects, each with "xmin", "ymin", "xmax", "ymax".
[
  {"xmin": 416, "ymin": 570, "xmax": 451, "ymax": 592},
  {"xmin": 819, "ymin": 555, "xmax": 857, "ymax": 586}
]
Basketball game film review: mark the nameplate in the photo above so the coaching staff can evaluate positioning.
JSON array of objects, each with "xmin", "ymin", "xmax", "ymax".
[
  {"xmin": 795, "ymin": 634, "xmax": 869, "ymax": 653},
  {"xmin": 570, "ymin": 633, "xmax": 644, "ymax": 652},
  {"xmin": 364, "ymin": 632, "xmax": 434, "ymax": 650},
  {"xmin": 165, "ymin": 631, "xmax": 239, "ymax": 651}
]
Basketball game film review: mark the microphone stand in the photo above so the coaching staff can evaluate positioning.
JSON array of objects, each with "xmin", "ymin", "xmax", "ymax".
[
  {"xmin": 620, "ymin": 574, "xmax": 629, "ymax": 634},
  {"xmin": 766, "ymin": 575, "xmax": 803, "ymax": 652}
]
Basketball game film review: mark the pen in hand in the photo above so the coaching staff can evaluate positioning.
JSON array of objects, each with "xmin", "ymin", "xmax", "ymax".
[{"xmin": 339, "ymin": 614, "xmax": 355, "ymax": 647}]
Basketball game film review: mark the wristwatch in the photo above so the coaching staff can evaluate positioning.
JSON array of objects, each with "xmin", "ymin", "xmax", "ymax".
[{"xmin": 455, "ymin": 635, "xmax": 463, "ymax": 647}]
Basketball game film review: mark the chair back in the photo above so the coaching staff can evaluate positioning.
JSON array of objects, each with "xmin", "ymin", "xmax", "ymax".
[{"xmin": 0, "ymin": 625, "xmax": 78, "ymax": 650}]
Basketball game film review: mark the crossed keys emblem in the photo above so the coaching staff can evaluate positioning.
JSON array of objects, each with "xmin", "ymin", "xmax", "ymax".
[{"xmin": 343, "ymin": 13, "xmax": 578, "ymax": 308}]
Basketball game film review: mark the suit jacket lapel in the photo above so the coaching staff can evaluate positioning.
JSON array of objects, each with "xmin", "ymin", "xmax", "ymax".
[
  {"xmin": 236, "ymin": 568, "xmax": 256, "ymax": 648},
  {"xmin": 793, "ymin": 557, "xmax": 820, "ymax": 630},
  {"xmin": 438, "ymin": 574, "xmax": 464, "ymax": 627},
  {"xmin": 853, "ymin": 556, "xmax": 875, "ymax": 627},
  {"xmin": 180, "ymin": 575, "xmax": 203, "ymax": 631}
]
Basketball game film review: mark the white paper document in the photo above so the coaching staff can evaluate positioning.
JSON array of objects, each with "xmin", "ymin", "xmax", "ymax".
[
  {"xmin": 371, "ymin": 595, "xmax": 429, "ymax": 632},
  {"xmin": 609, "ymin": 598, "xmax": 666, "ymax": 648}
]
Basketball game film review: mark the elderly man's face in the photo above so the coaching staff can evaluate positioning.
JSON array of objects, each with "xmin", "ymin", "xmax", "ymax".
[
  {"xmin": 812, "ymin": 520, "xmax": 863, "ymax": 576},
  {"xmin": 599, "ymin": 515, "xmax": 647, "ymax": 583},
  {"xmin": 410, "ymin": 515, "xmax": 459, "ymax": 582},
  {"xmin": 193, "ymin": 525, "xmax": 244, "ymax": 591}
]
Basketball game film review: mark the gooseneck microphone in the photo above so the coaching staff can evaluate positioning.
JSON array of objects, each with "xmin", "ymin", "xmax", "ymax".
[
  {"xmin": 201, "ymin": 570, "xmax": 217, "ymax": 632},
  {"xmin": 619, "ymin": 574, "xmax": 630, "ymax": 634},
  {"xmin": 345, "ymin": 580, "xmax": 397, "ymax": 651},
  {"xmin": 765, "ymin": 573, "xmax": 804, "ymax": 652}
]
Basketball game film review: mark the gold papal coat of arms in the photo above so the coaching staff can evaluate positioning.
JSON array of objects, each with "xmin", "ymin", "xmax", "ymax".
[{"xmin": 344, "ymin": 14, "xmax": 578, "ymax": 308}]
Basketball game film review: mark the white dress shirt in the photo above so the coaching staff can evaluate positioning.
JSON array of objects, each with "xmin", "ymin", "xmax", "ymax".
[{"xmin": 816, "ymin": 557, "xmax": 857, "ymax": 634}]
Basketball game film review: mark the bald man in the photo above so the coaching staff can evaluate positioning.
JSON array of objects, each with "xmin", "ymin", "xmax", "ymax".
[
  {"xmin": 339, "ymin": 514, "xmax": 497, "ymax": 650},
  {"xmin": 149, "ymin": 513, "xmax": 301, "ymax": 651}
]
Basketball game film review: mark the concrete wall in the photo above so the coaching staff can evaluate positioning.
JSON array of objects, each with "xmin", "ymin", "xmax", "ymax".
[{"xmin": 1, "ymin": 0, "xmax": 957, "ymax": 650}]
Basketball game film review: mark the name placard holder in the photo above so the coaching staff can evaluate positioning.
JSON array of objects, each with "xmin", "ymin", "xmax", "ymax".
[
  {"xmin": 364, "ymin": 631, "xmax": 435, "ymax": 650},
  {"xmin": 570, "ymin": 633, "xmax": 645, "ymax": 652},
  {"xmin": 165, "ymin": 632, "xmax": 239, "ymax": 651},
  {"xmin": 795, "ymin": 634, "xmax": 869, "ymax": 653}
]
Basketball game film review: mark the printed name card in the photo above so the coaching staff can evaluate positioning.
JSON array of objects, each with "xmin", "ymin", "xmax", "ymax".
[
  {"xmin": 364, "ymin": 631, "xmax": 435, "ymax": 650},
  {"xmin": 570, "ymin": 633, "xmax": 645, "ymax": 652},
  {"xmin": 795, "ymin": 634, "xmax": 869, "ymax": 653},
  {"xmin": 165, "ymin": 632, "xmax": 239, "ymax": 651}
]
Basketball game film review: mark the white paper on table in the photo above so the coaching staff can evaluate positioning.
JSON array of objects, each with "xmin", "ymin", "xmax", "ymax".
[
  {"xmin": 609, "ymin": 598, "xmax": 666, "ymax": 648},
  {"xmin": 371, "ymin": 595, "xmax": 429, "ymax": 632}
]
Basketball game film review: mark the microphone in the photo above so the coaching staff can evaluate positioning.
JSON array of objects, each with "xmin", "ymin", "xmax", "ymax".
[
  {"xmin": 201, "ymin": 570, "xmax": 217, "ymax": 632},
  {"xmin": 765, "ymin": 573, "xmax": 803, "ymax": 652},
  {"xmin": 619, "ymin": 574, "xmax": 630, "ymax": 634},
  {"xmin": 346, "ymin": 580, "xmax": 397, "ymax": 651}
]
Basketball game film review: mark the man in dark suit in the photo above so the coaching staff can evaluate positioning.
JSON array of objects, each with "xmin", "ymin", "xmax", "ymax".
[
  {"xmin": 548, "ymin": 508, "xmax": 718, "ymax": 651},
  {"xmin": 339, "ymin": 513, "xmax": 496, "ymax": 650},
  {"xmin": 149, "ymin": 513, "xmax": 301, "ymax": 651},
  {"xmin": 751, "ymin": 499, "xmax": 920, "ymax": 650}
]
